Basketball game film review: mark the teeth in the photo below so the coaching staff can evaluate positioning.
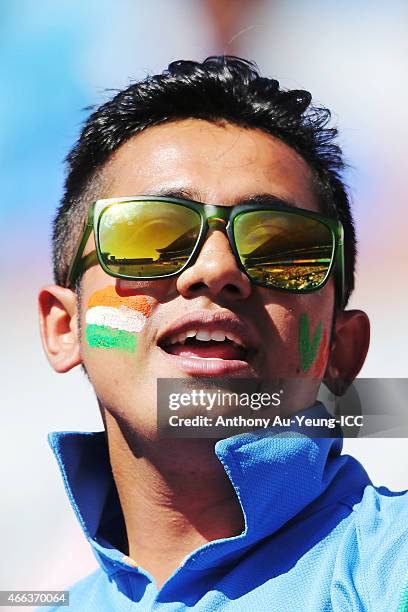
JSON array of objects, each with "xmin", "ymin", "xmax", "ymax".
[
  {"xmin": 165, "ymin": 328, "xmax": 245, "ymax": 347},
  {"xmin": 196, "ymin": 330, "xmax": 211, "ymax": 341},
  {"xmin": 211, "ymin": 330, "xmax": 227, "ymax": 342},
  {"xmin": 169, "ymin": 334, "xmax": 181, "ymax": 345}
]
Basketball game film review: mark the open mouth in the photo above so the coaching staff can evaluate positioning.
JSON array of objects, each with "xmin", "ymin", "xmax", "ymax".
[
  {"xmin": 160, "ymin": 330, "xmax": 249, "ymax": 361},
  {"xmin": 156, "ymin": 313, "xmax": 259, "ymax": 376}
]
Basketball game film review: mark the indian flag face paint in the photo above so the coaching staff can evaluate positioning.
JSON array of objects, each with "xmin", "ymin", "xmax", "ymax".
[{"xmin": 85, "ymin": 286, "xmax": 152, "ymax": 353}]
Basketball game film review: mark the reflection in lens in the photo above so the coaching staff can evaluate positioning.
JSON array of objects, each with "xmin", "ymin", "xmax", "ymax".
[
  {"xmin": 234, "ymin": 211, "xmax": 334, "ymax": 291},
  {"xmin": 98, "ymin": 201, "xmax": 201, "ymax": 277}
]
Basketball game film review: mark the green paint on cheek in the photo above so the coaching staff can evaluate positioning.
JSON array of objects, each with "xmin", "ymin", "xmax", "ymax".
[
  {"xmin": 299, "ymin": 313, "xmax": 323, "ymax": 372},
  {"xmin": 85, "ymin": 324, "xmax": 137, "ymax": 353}
]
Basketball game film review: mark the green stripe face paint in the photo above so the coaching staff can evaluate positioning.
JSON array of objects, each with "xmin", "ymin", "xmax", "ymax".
[
  {"xmin": 299, "ymin": 313, "xmax": 323, "ymax": 372},
  {"xmin": 86, "ymin": 324, "xmax": 137, "ymax": 353}
]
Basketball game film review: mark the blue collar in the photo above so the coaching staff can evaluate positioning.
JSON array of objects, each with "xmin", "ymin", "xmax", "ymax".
[{"xmin": 48, "ymin": 402, "xmax": 371, "ymax": 576}]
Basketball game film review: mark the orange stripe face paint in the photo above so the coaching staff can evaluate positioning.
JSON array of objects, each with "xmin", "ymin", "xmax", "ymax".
[
  {"xmin": 310, "ymin": 329, "xmax": 329, "ymax": 378},
  {"xmin": 87, "ymin": 286, "xmax": 152, "ymax": 316},
  {"xmin": 85, "ymin": 286, "xmax": 152, "ymax": 353}
]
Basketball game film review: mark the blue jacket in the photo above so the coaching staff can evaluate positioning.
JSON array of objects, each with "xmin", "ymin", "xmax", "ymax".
[{"xmin": 41, "ymin": 403, "xmax": 408, "ymax": 611}]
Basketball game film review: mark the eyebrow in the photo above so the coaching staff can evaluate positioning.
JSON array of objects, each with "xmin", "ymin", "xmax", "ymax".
[{"xmin": 146, "ymin": 187, "xmax": 300, "ymax": 209}]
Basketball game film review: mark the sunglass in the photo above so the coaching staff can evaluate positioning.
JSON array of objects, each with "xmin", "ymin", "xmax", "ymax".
[{"xmin": 66, "ymin": 195, "xmax": 345, "ymax": 305}]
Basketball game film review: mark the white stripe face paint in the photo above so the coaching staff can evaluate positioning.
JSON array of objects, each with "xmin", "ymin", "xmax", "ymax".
[{"xmin": 85, "ymin": 305, "xmax": 147, "ymax": 333}]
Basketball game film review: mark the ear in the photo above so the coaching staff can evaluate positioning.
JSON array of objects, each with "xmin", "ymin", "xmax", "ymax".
[
  {"xmin": 324, "ymin": 309, "xmax": 370, "ymax": 395},
  {"xmin": 38, "ymin": 285, "xmax": 82, "ymax": 373}
]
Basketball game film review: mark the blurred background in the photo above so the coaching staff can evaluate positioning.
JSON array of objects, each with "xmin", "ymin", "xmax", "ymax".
[{"xmin": 1, "ymin": 0, "xmax": 407, "ymax": 605}]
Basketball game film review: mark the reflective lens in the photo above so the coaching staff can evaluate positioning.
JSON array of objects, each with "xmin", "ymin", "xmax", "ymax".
[
  {"xmin": 233, "ymin": 210, "xmax": 334, "ymax": 291},
  {"xmin": 98, "ymin": 201, "xmax": 201, "ymax": 277}
]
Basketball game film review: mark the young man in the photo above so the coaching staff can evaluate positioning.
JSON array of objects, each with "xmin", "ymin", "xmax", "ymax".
[{"xmin": 38, "ymin": 56, "xmax": 408, "ymax": 610}]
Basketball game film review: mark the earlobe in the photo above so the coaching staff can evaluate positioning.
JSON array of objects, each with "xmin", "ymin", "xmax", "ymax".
[
  {"xmin": 324, "ymin": 309, "xmax": 370, "ymax": 395},
  {"xmin": 38, "ymin": 285, "xmax": 82, "ymax": 373}
]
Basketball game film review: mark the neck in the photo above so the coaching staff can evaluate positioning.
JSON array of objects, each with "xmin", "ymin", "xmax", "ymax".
[{"xmin": 104, "ymin": 413, "xmax": 244, "ymax": 588}]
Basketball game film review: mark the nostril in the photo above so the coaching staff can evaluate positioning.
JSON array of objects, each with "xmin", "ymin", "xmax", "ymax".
[
  {"xmin": 187, "ymin": 280, "xmax": 242, "ymax": 296},
  {"xmin": 188, "ymin": 281, "xmax": 207, "ymax": 293},
  {"xmin": 225, "ymin": 284, "xmax": 241, "ymax": 295}
]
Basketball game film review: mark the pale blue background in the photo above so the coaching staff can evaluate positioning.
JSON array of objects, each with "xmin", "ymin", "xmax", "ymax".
[{"xmin": 1, "ymin": 0, "xmax": 407, "ymax": 604}]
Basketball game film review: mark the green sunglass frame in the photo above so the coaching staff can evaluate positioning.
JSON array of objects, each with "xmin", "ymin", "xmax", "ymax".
[{"xmin": 65, "ymin": 195, "xmax": 345, "ymax": 307}]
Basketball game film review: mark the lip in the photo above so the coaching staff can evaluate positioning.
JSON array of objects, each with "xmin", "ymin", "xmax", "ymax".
[{"xmin": 156, "ymin": 310, "xmax": 260, "ymax": 377}]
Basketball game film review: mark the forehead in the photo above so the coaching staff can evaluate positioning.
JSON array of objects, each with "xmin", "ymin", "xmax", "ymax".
[{"xmin": 102, "ymin": 118, "xmax": 320, "ymax": 212}]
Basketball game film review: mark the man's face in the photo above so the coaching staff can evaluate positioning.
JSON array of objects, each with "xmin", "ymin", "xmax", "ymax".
[{"xmin": 76, "ymin": 119, "xmax": 335, "ymax": 434}]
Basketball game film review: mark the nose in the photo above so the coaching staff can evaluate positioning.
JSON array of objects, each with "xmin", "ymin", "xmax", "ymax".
[{"xmin": 176, "ymin": 221, "xmax": 252, "ymax": 300}]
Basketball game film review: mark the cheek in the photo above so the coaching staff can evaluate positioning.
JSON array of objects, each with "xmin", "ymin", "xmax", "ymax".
[
  {"xmin": 261, "ymin": 303, "xmax": 299, "ymax": 372},
  {"xmin": 261, "ymin": 292, "xmax": 332, "ymax": 377},
  {"xmin": 83, "ymin": 285, "xmax": 153, "ymax": 356}
]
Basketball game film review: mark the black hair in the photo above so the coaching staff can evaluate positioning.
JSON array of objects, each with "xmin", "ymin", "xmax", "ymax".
[{"xmin": 53, "ymin": 55, "xmax": 356, "ymax": 306}]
